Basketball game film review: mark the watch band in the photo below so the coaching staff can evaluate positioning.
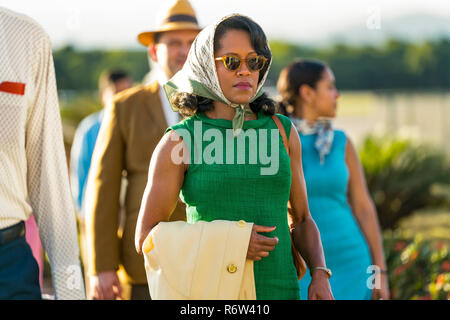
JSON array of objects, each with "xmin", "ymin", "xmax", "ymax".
[{"xmin": 310, "ymin": 266, "xmax": 332, "ymax": 278}]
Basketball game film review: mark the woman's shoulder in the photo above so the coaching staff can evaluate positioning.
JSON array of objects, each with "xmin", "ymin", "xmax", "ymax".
[
  {"xmin": 332, "ymin": 129, "xmax": 351, "ymax": 151},
  {"xmin": 165, "ymin": 114, "xmax": 198, "ymax": 135},
  {"xmin": 273, "ymin": 113, "xmax": 292, "ymax": 124},
  {"xmin": 273, "ymin": 113, "xmax": 293, "ymax": 140},
  {"xmin": 333, "ymin": 129, "xmax": 347, "ymax": 140}
]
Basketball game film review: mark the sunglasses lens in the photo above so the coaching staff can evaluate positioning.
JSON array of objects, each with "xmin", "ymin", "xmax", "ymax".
[
  {"xmin": 224, "ymin": 56, "xmax": 241, "ymax": 71},
  {"xmin": 247, "ymin": 56, "xmax": 266, "ymax": 71}
]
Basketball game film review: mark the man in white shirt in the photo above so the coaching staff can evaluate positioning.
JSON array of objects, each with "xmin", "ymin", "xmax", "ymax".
[
  {"xmin": 0, "ymin": 7, "xmax": 85, "ymax": 299},
  {"xmin": 84, "ymin": 0, "xmax": 201, "ymax": 300}
]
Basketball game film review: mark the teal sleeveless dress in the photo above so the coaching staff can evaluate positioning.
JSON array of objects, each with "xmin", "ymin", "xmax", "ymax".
[
  {"xmin": 298, "ymin": 129, "xmax": 373, "ymax": 300},
  {"xmin": 166, "ymin": 111, "xmax": 300, "ymax": 300}
]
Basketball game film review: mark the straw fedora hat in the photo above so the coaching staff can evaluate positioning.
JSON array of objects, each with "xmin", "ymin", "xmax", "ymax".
[{"xmin": 137, "ymin": 0, "xmax": 201, "ymax": 46}]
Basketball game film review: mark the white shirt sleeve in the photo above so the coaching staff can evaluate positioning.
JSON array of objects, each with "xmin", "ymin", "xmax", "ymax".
[{"xmin": 25, "ymin": 25, "xmax": 85, "ymax": 300}]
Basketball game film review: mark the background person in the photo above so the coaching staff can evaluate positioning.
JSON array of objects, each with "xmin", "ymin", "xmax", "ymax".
[
  {"xmin": 277, "ymin": 59, "xmax": 390, "ymax": 300},
  {"xmin": 71, "ymin": 70, "xmax": 132, "ymax": 216},
  {"xmin": 70, "ymin": 69, "xmax": 132, "ymax": 295},
  {"xmin": 84, "ymin": 0, "xmax": 201, "ymax": 300}
]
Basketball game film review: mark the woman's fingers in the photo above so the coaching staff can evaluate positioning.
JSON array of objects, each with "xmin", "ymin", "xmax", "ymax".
[
  {"xmin": 256, "ymin": 243, "xmax": 278, "ymax": 252},
  {"xmin": 252, "ymin": 224, "xmax": 276, "ymax": 233},
  {"xmin": 247, "ymin": 224, "xmax": 279, "ymax": 261},
  {"xmin": 255, "ymin": 233, "xmax": 278, "ymax": 246}
]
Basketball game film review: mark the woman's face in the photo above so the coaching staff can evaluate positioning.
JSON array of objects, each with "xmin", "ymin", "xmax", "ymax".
[
  {"xmin": 214, "ymin": 29, "xmax": 261, "ymax": 105},
  {"xmin": 311, "ymin": 67, "xmax": 340, "ymax": 118}
]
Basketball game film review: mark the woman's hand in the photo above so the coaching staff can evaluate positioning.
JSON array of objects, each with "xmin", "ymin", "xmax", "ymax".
[
  {"xmin": 308, "ymin": 270, "xmax": 334, "ymax": 300},
  {"xmin": 372, "ymin": 273, "xmax": 390, "ymax": 300},
  {"xmin": 246, "ymin": 224, "xmax": 278, "ymax": 261}
]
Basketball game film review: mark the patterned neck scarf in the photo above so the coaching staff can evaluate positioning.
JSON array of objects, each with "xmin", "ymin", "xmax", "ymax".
[
  {"xmin": 291, "ymin": 116, "xmax": 334, "ymax": 165},
  {"xmin": 164, "ymin": 14, "xmax": 271, "ymax": 137}
]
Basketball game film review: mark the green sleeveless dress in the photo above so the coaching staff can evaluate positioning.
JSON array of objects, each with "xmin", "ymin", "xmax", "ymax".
[{"xmin": 166, "ymin": 110, "xmax": 300, "ymax": 300}]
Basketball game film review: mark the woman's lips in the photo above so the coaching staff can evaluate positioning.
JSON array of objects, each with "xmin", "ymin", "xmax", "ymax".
[{"xmin": 234, "ymin": 82, "xmax": 252, "ymax": 90}]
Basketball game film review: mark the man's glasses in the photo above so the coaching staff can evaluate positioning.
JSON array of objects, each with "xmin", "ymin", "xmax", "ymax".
[{"xmin": 215, "ymin": 54, "xmax": 268, "ymax": 72}]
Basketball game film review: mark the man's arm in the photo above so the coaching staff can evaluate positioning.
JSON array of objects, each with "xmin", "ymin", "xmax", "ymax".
[
  {"xmin": 83, "ymin": 96, "xmax": 124, "ymax": 286},
  {"xmin": 25, "ymin": 28, "xmax": 85, "ymax": 300}
]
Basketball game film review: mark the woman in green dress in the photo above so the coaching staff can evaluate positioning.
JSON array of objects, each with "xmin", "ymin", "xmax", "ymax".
[{"xmin": 135, "ymin": 14, "xmax": 333, "ymax": 300}]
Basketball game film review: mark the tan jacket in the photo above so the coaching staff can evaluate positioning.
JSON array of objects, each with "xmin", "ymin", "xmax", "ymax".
[
  {"xmin": 85, "ymin": 81, "xmax": 185, "ymax": 284},
  {"xmin": 143, "ymin": 220, "xmax": 256, "ymax": 300}
]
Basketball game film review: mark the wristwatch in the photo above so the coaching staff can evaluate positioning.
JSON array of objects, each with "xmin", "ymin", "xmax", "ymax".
[{"xmin": 310, "ymin": 266, "xmax": 332, "ymax": 278}]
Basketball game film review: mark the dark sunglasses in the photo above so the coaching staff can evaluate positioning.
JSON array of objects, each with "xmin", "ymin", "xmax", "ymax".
[{"xmin": 215, "ymin": 54, "xmax": 268, "ymax": 72}]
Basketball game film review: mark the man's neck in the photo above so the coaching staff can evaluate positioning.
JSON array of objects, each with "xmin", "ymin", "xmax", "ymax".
[
  {"xmin": 157, "ymin": 69, "xmax": 169, "ymax": 84},
  {"xmin": 145, "ymin": 63, "xmax": 170, "ymax": 85}
]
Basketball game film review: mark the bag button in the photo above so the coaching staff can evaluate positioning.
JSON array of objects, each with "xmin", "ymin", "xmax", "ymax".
[
  {"xmin": 237, "ymin": 220, "xmax": 246, "ymax": 228},
  {"xmin": 227, "ymin": 264, "xmax": 237, "ymax": 273}
]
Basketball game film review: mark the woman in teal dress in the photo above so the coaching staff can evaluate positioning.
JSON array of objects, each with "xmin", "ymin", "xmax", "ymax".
[
  {"xmin": 277, "ymin": 59, "xmax": 390, "ymax": 300},
  {"xmin": 135, "ymin": 15, "xmax": 334, "ymax": 300}
]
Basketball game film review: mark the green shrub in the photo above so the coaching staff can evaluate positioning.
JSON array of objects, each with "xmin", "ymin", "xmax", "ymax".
[
  {"xmin": 383, "ymin": 230, "xmax": 450, "ymax": 300},
  {"xmin": 359, "ymin": 135, "xmax": 450, "ymax": 230}
]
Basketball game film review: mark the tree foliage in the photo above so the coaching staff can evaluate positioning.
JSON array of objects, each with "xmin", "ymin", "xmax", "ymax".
[
  {"xmin": 53, "ymin": 45, "xmax": 149, "ymax": 90},
  {"xmin": 52, "ymin": 38, "xmax": 450, "ymax": 91}
]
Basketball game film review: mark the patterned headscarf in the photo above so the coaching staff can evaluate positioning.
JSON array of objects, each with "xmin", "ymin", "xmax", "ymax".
[
  {"xmin": 164, "ymin": 14, "xmax": 272, "ymax": 137},
  {"xmin": 291, "ymin": 116, "xmax": 334, "ymax": 165}
]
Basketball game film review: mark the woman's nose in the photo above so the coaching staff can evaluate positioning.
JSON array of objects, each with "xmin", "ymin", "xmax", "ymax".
[{"xmin": 237, "ymin": 61, "xmax": 251, "ymax": 76}]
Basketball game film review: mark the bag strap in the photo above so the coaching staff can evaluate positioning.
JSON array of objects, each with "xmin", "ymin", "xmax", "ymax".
[
  {"xmin": 272, "ymin": 115, "xmax": 289, "ymax": 156},
  {"xmin": 272, "ymin": 115, "xmax": 307, "ymax": 280}
]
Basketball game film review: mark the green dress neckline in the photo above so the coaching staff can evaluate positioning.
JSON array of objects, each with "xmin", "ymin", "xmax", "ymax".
[{"xmin": 193, "ymin": 110, "xmax": 271, "ymax": 130}]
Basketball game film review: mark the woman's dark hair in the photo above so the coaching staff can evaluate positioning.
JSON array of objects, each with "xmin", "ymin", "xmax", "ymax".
[
  {"xmin": 172, "ymin": 15, "xmax": 275, "ymax": 118},
  {"xmin": 214, "ymin": 15, "xmax": 272, "ymax": 84},
  {"xmin": 98, "ymin": 69, "xmax": 130, "ymax": 93},
  {"xmin": 276, "ymin": 59, "xmax": 327, "ymax": 117}
]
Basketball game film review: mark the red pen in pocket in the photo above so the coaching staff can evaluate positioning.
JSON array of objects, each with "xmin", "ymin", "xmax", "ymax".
[{"xmin": 0, "ymin": 81, "xmax": 26, "ymax": 95}]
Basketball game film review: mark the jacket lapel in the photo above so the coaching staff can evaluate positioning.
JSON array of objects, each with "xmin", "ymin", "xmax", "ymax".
[{"xmin": 144, "ymin": 80, "xmax": 169, "ymax": 131}]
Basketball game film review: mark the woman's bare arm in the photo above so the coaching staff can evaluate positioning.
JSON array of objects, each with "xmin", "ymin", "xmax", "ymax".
[
  {"xmin": 345, "ymin": 137, "xmax": 386, "ymax": 269},
  {"xmin": 345, "ymin": 137, "xmax": 389, "ymax": 299},
  {"xmin": 287, "ymin": 124, "xmax": 326, "ymax": 270},
  {"xmin": 135, "ymin": 130, "xmax": 187, "ymax": 254},
  {"xmin": 287, "ymin": 124, "xmax": 333, "ymax": 299}
]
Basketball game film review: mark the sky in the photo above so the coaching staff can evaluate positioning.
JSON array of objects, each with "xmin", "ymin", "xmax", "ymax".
[{"xmin": 2, "ymin": 0, "xmax": 450, "ymax": 49}]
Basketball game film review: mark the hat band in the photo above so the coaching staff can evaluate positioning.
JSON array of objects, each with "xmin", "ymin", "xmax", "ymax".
[{"xmin": 163, "ymin": 14, "xmax": 198, "ymax": 24}]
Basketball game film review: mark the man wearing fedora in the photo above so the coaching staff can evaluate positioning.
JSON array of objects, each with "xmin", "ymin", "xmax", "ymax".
[{"xmin": 84, "ymin": 0, "xmax": 201, "ymax": 300}]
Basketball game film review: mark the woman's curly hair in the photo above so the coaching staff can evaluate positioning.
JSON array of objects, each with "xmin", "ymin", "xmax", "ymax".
[{"xmin": 172, "ymin": 92, "xmax": 275, "ymax": 118}]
